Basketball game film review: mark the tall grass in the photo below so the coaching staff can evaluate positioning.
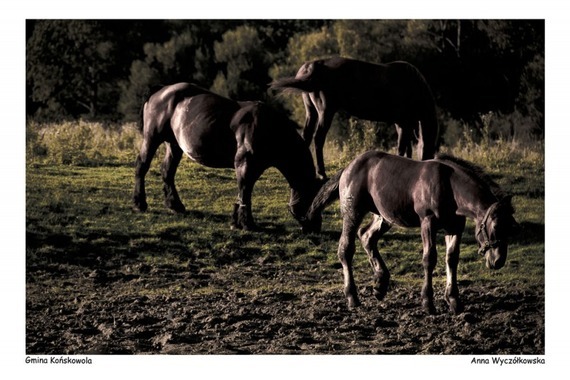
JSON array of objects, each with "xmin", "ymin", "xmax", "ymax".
[
  {"xmin": 325, "ymin": 110, "xmax": 544, "ymax": 173},
  {"xmin": 26, "ymin": 117, "xmax": 544, "ymax": 231},
  {"xmin": 27, "ymin": 110, "xmax": 543, "ymax": 170},
  {"xmin": 27, "ymin": 120, "xmax": 142, "ymax": 166}
]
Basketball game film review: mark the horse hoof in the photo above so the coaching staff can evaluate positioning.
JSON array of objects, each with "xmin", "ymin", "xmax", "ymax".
[
  {"xmin": 422, "ymin": 300, "xmax": 437, "ymax": 315},
  {"xmin": 132, "ymin": 203, "xmax": 148, "ymax": 213},
  {"xmin": 230, "ymin": 222, "xmax": 258, "ymax": 231},
  {"xmin": 347, "ymin": 296, "xmax": 361, "ymax": 309},
  {"xmin": 243, "ymin": 224, "xmax": 259, "ymax": 232},
  {"xmin": 167, "ymin": 207, "xmax": 186, "ymax": 215},
  {"xmin": 448, "ymin": 299, "xmax": 464, "ymax": 315},
  {"xmin": 373, "ymin": 276, "xmax": 390, "ymax": 301},
  {"xmin": 373, "ymin": 288, "xmax": 387, "ymax": 301},
  {"xmin": 165, "ymin": 201, "xmax": 186, "ymax": 214}
]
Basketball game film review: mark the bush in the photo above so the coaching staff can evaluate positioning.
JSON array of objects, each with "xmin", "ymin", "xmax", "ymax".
[
  {"xmin": 335, "ymin": 118, "xmax": 393, "ymax": 165},
  {"xmin": 442, "ymin": 110, "xmax": 541, "ymax": 148},
  {"xmin": 322, "ymin": 109, "xmax": 543, "ymax": 171},
  {"xmin": 438, "ymin": 111, "xmax": 544, "ymax": 170}
]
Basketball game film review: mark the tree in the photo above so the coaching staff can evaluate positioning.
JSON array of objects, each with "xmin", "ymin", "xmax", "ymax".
[
  {"xmin": 118, "ymin": 20, "xmax": 235, "ymax": 121},
  {"xmin": 119, "ymin": 30, "xmax": 199, "ymax": 120},
  {"xmin": 27, "ymin": 20, "xmax": 116, "ymax": 119},
  {"xmin": 210, "ymin": 25, "xmax": 271, "ymax": 101},
  {"xmin": 269, "ymin": 20, "xmax": 544, "ymax": 144},
  {"xmin": 26, "ymin": 18, "xmax": 543, "ymax": 140}
]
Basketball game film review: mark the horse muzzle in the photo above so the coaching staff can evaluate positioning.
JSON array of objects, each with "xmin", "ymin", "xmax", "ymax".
[
  {"xmin": 300, "ymin": 216, "xmax": 322, "ymax": 234},
  {"xmin": 484, "ymin": 246, "xmax": 507, "ymax": 270}
]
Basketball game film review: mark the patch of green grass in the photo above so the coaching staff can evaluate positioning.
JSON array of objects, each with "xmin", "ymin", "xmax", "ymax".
[{"xmin": 26, "ymin": 120, "xmax": 544, "ymax": 300}]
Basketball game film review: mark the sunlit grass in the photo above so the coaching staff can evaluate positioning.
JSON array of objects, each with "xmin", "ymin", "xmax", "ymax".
[{"xmin": 26, "ymin": 120, "xmax": 544, "ymax": 298}]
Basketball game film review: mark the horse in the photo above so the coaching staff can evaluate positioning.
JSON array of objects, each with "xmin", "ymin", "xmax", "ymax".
[
  {"xmin": 306, "ymin": 150, "xmax": 518, "ymax": 315},
  {"xmin": 270, "ymin": 56, "xmax": 439, "ymax": 179},
  {"xmin": 132, "ymin": 82, "xmax": 323, "ymax": 233}
]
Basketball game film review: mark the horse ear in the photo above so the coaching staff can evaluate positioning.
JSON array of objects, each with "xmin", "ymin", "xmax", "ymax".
[{"xmin": 499, "ymin": 195, "xmax": 514, "ymax": 211}]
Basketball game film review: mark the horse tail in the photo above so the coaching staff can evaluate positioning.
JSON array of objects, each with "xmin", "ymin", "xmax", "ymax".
[
  {"xmin": 270, "ymin": 60, "xmax": 323, "ymax": 93},
  {"xmin": 306, "ymin": 168, "xmax": 344, "ymax": 221},
  {"xmin": 137, "ymin": 84, "xmax": 166, "ymax": 132},
  {"xmin": 269, "ymin": 76, "xmax": 317, "ymax": 93}
]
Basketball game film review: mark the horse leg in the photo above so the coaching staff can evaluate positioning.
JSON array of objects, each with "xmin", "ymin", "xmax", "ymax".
[
  {"xmin": 418, "ymin": 115, "xmax": 438, "ymax": 160},
  {"xmin": 161, "ymin": 141, "xmax": 186, "ymax": 213},
  {"xmin": 444, "ymin": 233, "xmax": 464, "ymax": 315},
  {"xmin": 420, "ymin": 216, "xmax": 438, "ymax": 314},
  {"xmin": 233, "ymin": 153, "xmax": 263, "ymax": 231},
  {"xmin": 395, "ymin": 123, "xmax": 413, "ymax": 158},
  {"xmin": 416, "ymin": 121, "xmax": 425, "ymax": 160},
  {"xmin": 310, "ymin": 92, "xmax": 334, "ymax": 180},
  {"xmin": 133, "ymin": 136, "xmax": 161, "ymax": 212},
  {"xmin": 301, "ymin": 92, "xmax": 318, "ymax": 146},
  {"xmin": 338, "ymin": 210, "xmax": 366, "ymax": 309},
  {"xmin": 358, "ymin": 215, "xmax": 392, "ymax": 301}
]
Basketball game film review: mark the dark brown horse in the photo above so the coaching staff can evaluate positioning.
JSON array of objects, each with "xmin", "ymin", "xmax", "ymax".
[
  {"xmin": 270, "ymin": 57, "xmax": 439, "ymax": 179},
  {"xmin": 132, "ymin": 82, "xmax": 323, "ymax": 233},
  {"xmin": 306, "ymin": 151, "xmax": 518, "ymax": 314}
]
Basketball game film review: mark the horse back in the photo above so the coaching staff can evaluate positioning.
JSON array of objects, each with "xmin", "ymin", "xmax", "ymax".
[
  {"xmin": 170, "ymin": 93, "xmax": 240, "ymax": 168},
  {"xmin": 142, "ymin": 83, "xmax": 212, "ymax": 136},
  {"xmin": 342, "ymin": 151, "xmax": 453, "ymax": 227},
  {"xmin": 319, "ymin": 58, "xmax": 434, "ymax": 122}
]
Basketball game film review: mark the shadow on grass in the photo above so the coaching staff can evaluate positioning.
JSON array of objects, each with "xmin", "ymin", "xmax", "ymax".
[
  {"xmin": 514, "ymin": 221, "xmax": 544, "ymax": 245},
  {"xmin": 26, "ymin": 204, "xmax": 310, "ymax": 271}
]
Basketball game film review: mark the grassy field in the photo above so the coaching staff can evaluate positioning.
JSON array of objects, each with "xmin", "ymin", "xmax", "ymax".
[
  {"xmin": 25, "ymin": 121, "xmax": 545, "ymax": 354},
  {"xmin": 26, "ymin": 125, "xmax": 544, "ymax": 296}
]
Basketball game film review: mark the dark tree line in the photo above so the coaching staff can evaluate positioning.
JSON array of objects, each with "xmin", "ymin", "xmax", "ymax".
[{"xmin": 26, "ymin": 19, "xmax": 544, "ymax": 139}]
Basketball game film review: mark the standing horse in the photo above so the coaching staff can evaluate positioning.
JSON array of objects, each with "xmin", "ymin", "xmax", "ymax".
[
  {"xmin": 270, "ymin": 57, "xmax": 439, "ymax": 179},
  {"xmin": 132, "ymin": 82, "xmax": 323, "ymax": 233},
  {"xmin": 306, "ymin": 151, "xmax": 517, "ymax": 314}
]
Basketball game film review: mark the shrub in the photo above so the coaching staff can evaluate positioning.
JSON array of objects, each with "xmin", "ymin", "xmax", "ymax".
[{"xmin": 323, "ymin": 109, "xmax": 543, "ymax": 172}]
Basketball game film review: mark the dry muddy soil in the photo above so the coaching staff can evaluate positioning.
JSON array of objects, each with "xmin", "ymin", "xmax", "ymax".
[{"xmin": 26, "ymin": 256, "xmax": 544, "ymax": 355}]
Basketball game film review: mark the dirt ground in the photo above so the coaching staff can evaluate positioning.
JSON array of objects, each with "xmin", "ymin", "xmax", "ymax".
[{"xmin": 26, "ymin": 254, "xmax": 544, "ymax": 355}]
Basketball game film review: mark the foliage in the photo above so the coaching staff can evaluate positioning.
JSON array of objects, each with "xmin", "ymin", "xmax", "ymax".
[
  {"xmin": 27, "ymin": 20, "xmax": 544, "ymax": 139},
  {"xmin": 26, "ymin": 20, "xmax": 116, "ymax": 119},
  {"xmin": 211, "ymin": 25, "xmax": 270, "ymax": 100},
  {"xmin": 118, "ymin": 26, "xmax": 216, "ymax": 122}
]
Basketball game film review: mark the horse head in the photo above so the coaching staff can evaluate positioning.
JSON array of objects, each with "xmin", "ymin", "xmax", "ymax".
[
  {"xmin": 288, "ymin": 178, "xmax": 325, "ymax": 234},
  {"xmin": 231, "ymin": 101, "xmax": 324, "ymax": 233},
  {"xmin": 476, "ymin": 195, "xmax": 519, "ymax": 269}
]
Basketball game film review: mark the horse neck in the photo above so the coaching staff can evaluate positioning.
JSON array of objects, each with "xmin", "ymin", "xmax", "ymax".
[
  {"xmin": 274, "ymin": 140, "xmax": 317, "ymax": 197},
  {"xmin": 451, "ymin": 172, "xmax": 498, "ymax": 221}
]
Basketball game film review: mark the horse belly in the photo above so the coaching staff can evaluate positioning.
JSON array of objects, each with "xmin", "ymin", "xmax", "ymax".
[
  {"xmin": 341, "ymin": 90, "xmax": 393, "ymax": 122},
  {"xmin": 371, "ymin": 186, "xmax": 420, "ymax": 227},
  {"xmin": 377, "ymin": 206, "xmax": 421, "ymax": 228},
  {"xmin": 173, "ymin": 116, "xmax": 236, "ymax": 168}
]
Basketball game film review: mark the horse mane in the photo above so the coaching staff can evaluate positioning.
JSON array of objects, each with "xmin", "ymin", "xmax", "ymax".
[{"xmin": 434, "ymin": 153, "xmax": 506, "ymax": 200}]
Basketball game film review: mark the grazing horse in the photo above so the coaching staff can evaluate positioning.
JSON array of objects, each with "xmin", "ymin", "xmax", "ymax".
[
  {"xmin": 132, "ymin": 82, "xmax": 323, "ymax": 233},
  {"xmin": 270, "ymin": 56, "xmax": 439, "ymax": 179},
  {"xmin": 306, "ymin": 151, "xmax": 518, "ymax": 314}
]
